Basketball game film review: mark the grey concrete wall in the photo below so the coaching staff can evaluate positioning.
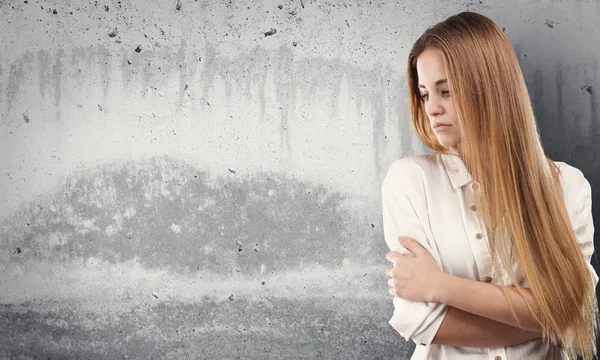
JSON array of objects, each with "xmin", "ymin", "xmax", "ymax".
[{"xmin": 1, "ymin": 0, "xmax": 599, "ymax": 358}]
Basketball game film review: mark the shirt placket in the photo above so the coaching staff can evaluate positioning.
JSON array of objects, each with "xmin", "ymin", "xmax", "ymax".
[
  {"xmin": 460, "ymin": 182, "xmax": 493, "ymax": 281},
  {"xmin": 461, "ymin": 181, "xmax": 509, "ymax": 360}
]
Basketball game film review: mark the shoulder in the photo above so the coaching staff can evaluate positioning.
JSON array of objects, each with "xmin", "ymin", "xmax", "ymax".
[
  {"xmin": 553, "ymin": 161, "xmax": 590, "ymax": 189},
  {"xmin": 382, "ymin": 153, "xmax": 441, "ymax": 193},
  {"xmin": 553, "ymin": 160, "xmax": 592, "ymax": 207},
  {"xmin": 384, "ymin": 153, "xmax": 440, "ymax": 181}
]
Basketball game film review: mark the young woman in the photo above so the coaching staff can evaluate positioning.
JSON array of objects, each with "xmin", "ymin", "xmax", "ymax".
[{"xmin": 382, "ymin": 11, "xmax": 599, "ymax": 360}]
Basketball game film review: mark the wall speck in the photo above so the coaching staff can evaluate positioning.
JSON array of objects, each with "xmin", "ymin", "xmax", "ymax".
[
  {"xmin": 176, "ymin": 0, "xmax": 182, "ymax": 10},
  {"xmin": 300, "ymin": 0, "xmax": 305, "ymax": 8},
  {"xmin": 52, "ymin": 8, "xmax": 57, "ymax": 14},
  {"xmin": 293, "ymin": 41, "xmax": 297, "ymax": 47},
  {"xmin": 228, "ymin": 168, "xmax": 236, "ymax": 174},
  {"xmin": 264, "ymin": 28, "xmax": 277, "ymax": 37},
  {"xmin": 545, "ymin": 19, "xmax": 554, "ymax": 28},
  {"xmin": 586, "ymin": 86, "xmax": 594, "ymax": 95},
  {"xmin": 104, "ymin": 5, "xmax": 109, "ymax": 11},
  {"xmin": 278, "ymin": 4, "xmax": 283, "ymax": 9},
  {"xmin": 14, "ymin": 247, "xmax": 21, "ymax": 254},
  {"xmin": 228, "ymin": 294, "xmax": 234, "ymax": 301},
  {"xmin": 98, "ymin": 104, "xmax": 103, "ymax": 111},
  {"xmin": 502, "ymin": 27, "xmax": 506, "ymax": 32},
  {"xmin": 108, "ymin": 28, "xmax": 118, "ymax": 37},
  {"xmin": 152, "ymin": 294, "xmax": 158, "ymax": 299},
  {"xmin": 135, "ymin": 45, "xmax": 142, "ymax": 53},
  {"xmin": 23, "ymin": 112, "xmax": 30, "ymax": 123}
]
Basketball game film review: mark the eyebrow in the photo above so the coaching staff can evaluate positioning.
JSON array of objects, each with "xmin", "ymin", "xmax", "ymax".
[{"xmin": 418, "ymin": 78, "xmax": 448, "ymax": 89}]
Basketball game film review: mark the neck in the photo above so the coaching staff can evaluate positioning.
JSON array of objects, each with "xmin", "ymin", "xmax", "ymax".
[{"xmin": 447, "ymin": 146, "xmax": 459, "ymax": 156}]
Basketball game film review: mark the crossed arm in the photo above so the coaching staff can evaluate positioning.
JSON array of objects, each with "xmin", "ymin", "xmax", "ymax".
[
  {"xmin": 430, "ymin": 273, "xmax": 544, "ymax": 347},
  {"xmin": 432, "ymin": 307, "xmax": 542, "ymax": 347},
  {"xmin": 432, "ymin": 305, "xmax": 542, "ymax": 347},
  {"xmin": 387, "ymin": 236, "xmax": 545, "ymax": 347},
  {"xmin": 382, "ymin": 160, "xmax": 596, "ymax": 348},
  {"xmin": 386, "ymin": 238, "xmax": 542, "ymax": 347}
]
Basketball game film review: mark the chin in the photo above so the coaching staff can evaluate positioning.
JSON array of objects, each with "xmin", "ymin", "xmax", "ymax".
[
  {"xmin": 437, "ymin": 138, "xmax": 454, "ymax": 146},
  {"xmin": 437, "ymin": 136, "xmax": 459, "ymax": 147}
]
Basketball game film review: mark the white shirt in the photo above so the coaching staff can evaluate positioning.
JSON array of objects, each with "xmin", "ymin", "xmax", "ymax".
[{"xmin": 381, "ymin": 152, "xmax": 598, "ymax": 360}]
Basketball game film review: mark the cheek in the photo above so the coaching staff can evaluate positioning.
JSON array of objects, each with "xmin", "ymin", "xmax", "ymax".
[{"xmin": 446, "ymin": 102, "xmax": 456, "ymax": 118}]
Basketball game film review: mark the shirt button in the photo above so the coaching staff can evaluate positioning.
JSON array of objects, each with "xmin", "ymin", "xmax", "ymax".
[
  {"xmin": 472, "ymin": 183, "xmax": 479, "ymax": 190},
  {"xmin": 495, "ymin": 356, "xmax": 502, "ymax": 360},
  {"xmin": 476, "ymin": 233, "xmax": 483, "ymax": 239},
  {"xmin": 471, "ymin": 205, "xmax": 476, "ymax": 211},
  {"xmin": 482, "ymin": 276, "xmax": 492, "ymax": 283}
]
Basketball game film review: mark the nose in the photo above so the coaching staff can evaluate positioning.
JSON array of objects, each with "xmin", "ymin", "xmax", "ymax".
[{"xmin": 425, "ymin": 95, "xmax": 444, "ymax": 118}]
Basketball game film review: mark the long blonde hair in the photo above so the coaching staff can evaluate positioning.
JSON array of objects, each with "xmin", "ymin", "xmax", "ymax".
[{"xmin": 407, "ymin": 11, "xmax": 598, "ymax": 359}]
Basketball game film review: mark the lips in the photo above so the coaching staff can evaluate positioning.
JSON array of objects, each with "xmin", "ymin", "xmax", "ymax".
[{"xmin": 433, "ymin": 123, "xmax": 451, "ymax": 129}]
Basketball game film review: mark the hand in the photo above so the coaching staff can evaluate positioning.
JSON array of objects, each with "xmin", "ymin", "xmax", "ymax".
[{"xmin": 385, "ymin": 236, "xmax": 446, "ymax": 303}]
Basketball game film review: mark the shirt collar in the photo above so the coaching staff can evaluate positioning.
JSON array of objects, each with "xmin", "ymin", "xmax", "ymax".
[{"xmin": 440, "ymin": 153, "xmax": 473, "ymax": 190}]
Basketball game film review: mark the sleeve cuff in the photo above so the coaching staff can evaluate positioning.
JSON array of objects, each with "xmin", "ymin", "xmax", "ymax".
[
  {"xmin": 410, "ymin": 304, "xmax": 450, "ymax": 346},
  {"xmin": 388, "ymin": 297, "xmax": 450, "ymax": 346}
]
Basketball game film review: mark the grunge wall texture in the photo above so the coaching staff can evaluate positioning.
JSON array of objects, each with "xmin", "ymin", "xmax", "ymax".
[{"xmin": 1, "ymin": 0, "xmax": 599, "ymax": 358}]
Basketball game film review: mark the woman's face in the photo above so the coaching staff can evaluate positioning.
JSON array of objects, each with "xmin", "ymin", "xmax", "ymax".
[{"xmin": 416, "ymin": 48, "xmax": 461, "ymax": 153}]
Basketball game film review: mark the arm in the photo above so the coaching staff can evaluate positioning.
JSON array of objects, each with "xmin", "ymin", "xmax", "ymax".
[
  {"xmin": 434, "ymin": 164, "xmax": 599, "ymax": 336},
  {"xmin": 436, "ymin": 275, "xmax": 543, "ymax": 333},
  {"xmin": 432, "ymin": 306, "xmax": 542, "ymax": 347},
  {"xmin": 382, "ymin": 159, "xmax": 541, "ymax": 347},
  {"xmin": 382, "ymin": 159, "xmax": 449, "ymax": 346}
]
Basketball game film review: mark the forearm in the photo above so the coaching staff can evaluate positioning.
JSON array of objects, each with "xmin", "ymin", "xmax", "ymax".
[
  {"xmin": 437, "ymin": 274, "xmax": 543, "ymax": 333},
  {"xmin": 432, "ymin": 306, "xmax": 542, "ymax": 347}
]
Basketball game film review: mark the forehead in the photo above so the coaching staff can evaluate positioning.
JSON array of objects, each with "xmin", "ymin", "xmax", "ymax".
[{"xmin": 416, "ymin": 48, "xmax": 447, "ymax": 84}]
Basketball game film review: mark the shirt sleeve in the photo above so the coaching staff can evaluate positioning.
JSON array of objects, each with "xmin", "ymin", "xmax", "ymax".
[
  {"xmin": 563, "ymin": 165, "xmax": 598, "ymax": 289},
  {"xmin": 382, "ymin": 158, "xmax": 449, "ymax": 346}
]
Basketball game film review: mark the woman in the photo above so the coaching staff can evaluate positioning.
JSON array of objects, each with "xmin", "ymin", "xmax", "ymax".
[{"xmin": 382, "ymin": 11, "xmax": 599, "ymax": 360}]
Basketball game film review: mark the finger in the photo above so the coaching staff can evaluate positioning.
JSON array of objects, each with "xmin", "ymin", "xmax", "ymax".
[
  {"xmin": 398, "ymin": 237, "xmax": 422, "ymax": 256},
  {"xmin": 385, "ymin": 252, "xmax": 394, "ymax": 262},
  {"xmin": 385, "ymin": 251, "xmax": 402, "ymax": 263},
  {"xmin": 388, "ymin": 287, "xmax": 395, "ymax": 296},
  {"xmin": 386, "ymin": 267, "xmax": 393, "ymax": 278},
  {"xmin": 388, "ymin": 278, "xmax": 394, "ymax": 288}
]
